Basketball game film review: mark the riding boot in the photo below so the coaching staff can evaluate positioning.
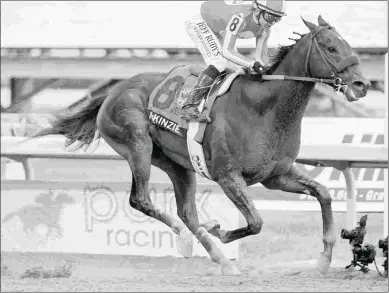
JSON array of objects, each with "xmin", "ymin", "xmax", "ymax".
[{"xmin": 179, "ymin": 65, "xmax": 220, "ymax": 123}]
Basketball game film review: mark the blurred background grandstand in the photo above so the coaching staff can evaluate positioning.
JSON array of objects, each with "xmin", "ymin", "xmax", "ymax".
[{"xmin": 1, "ymin": 0, "xmax": 387, "ymax": 137}]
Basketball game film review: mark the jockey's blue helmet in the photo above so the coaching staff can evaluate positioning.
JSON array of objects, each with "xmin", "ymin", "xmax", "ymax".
[{"xmin": 253, "ymin": 0, "xmax": 287, "ymax": 17}]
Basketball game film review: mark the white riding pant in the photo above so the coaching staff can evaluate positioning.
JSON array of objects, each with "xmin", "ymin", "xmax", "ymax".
[{"xmin": 185, "ymin": 15, "xmax": 242, "ymax": 72}]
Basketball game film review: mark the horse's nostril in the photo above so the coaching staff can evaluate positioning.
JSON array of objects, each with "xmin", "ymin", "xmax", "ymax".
[{"xmin": 352, "ymin": 81, "xmax": 367, "ymax": 92}]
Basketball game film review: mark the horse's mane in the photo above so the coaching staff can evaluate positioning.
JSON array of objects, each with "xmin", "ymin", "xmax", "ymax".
[{"xmin": 247, "ymin": 32, "xmax": 307, "ymax": 80}]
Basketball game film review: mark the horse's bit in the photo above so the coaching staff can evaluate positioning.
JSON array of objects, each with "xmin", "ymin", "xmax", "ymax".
[{"xmin": 262, "ymin": 26, "xmax": 360, "ymax": 95}]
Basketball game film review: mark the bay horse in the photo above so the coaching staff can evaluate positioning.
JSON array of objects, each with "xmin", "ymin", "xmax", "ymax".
[{"xmin": 33, "ymin": 16, "xmax": 370, "ymax": 275}]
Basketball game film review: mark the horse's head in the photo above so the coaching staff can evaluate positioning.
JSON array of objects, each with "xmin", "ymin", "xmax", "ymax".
[
  {"xmin": 301, "ymin": 15, "xmax": 371, "ymax": 101},
  {"xmin": 55, "ymin": 193, "xmax": 75, "ymax": 206}
]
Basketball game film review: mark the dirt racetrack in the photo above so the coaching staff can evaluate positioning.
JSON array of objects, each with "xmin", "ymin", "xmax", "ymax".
[{"xmin": 2, "ymin": 211, "xmax": 388, "ymax": 292}]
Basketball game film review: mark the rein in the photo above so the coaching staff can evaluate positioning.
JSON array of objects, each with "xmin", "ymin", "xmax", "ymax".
[{"xmin": 261, "ymin": 26, "xmax": 360, "ymax": 94}]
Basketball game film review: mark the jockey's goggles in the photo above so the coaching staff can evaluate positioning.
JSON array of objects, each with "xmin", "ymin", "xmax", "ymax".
[{"xmin": 261, "ymin": 10, "xmax": 282, "ymax": 23}]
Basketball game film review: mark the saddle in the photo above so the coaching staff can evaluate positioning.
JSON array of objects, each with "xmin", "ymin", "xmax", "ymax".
[
  {"xmin": 148, "ymin": 65, "xmax": 243, "ymax": 142},
  {"xmin": 148, "ymin": 65, "xmax": 244, "ymax": 179}
]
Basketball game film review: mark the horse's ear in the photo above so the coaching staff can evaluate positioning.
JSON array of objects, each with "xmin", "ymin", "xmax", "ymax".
[
  {"xmin": 301, "ymin": 16, "xmax": 318, "ymax": 33},
  {"xmin": 318, "ymin": 15, "xmax": 330, "ymax": 27}
]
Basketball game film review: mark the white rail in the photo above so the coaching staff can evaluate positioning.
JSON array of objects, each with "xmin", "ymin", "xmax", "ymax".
[{"xmin": 1, "ymin": 135, "xmax": 387, "ymax": 233}]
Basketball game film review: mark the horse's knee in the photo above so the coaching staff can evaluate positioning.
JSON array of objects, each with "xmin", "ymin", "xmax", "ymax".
[
  {"xmin": 249, "ymin": 215, "xmax": 263, "ymax": 234},
  {"xmin": 316, "ymin": 185, "xmax": 332, "ymax": 205},
  {"xmin": 176, "ymin": 207, "xmax": 185, "ymax": 222},
  {"xmin": 175, "ymin": 187, "xmax": 197, "ymax": 224},
  {"xmin": 322, "ymin": 194, "xmax": 332, "ymax": 206},
  {"xmin": 177, "ymin": 210, "xmax": 193, "ymax": 225},
  {"xmin": 176, "ymin": 204, "xmax": 198, "ymax": 233}
]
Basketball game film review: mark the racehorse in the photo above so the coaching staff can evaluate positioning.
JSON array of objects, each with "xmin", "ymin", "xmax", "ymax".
[{"xmin": 33, "ymin": 16, "xmax": 370, "ymax": 275}]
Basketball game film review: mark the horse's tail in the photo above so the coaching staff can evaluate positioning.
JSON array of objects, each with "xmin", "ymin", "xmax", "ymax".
[{"xmin": 31, "ymin": 95, "xmax": 107, "ymax": 151}]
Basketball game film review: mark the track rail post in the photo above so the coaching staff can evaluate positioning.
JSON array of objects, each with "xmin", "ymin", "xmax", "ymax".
[
  {"xmin": 384, "ymin": 52, "xmax": 388, "ymax": 237},
  {"xmin": 343, "ymin": 167, "xmax": 357, "ymax": 229}
]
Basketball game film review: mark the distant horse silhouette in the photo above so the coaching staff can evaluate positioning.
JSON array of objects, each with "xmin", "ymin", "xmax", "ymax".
[
  {"xmin": 33, "ymin": 16, "xmax": 370, "ymax": 275},
  {"xmin": 3, "ymin": 191, "xmax": 74, "ymax": 238}
]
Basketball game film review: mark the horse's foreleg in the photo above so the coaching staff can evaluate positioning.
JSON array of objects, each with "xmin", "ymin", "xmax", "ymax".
[
  {"xmin": 152, "ymin": 147, "xmax": 240, "ymax": 275},
  {"xmin": 262, "ymin": 164, "xmax": 336, "ymax": 275},
  {"xmin": 215, "ymin": 172, "xmax": 264, "ymax": 243}
]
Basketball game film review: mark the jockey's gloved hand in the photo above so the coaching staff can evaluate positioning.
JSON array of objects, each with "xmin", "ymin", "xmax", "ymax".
[{"xmin": 252, "ymin": 61, "xmax": 268, "ymax": 75}]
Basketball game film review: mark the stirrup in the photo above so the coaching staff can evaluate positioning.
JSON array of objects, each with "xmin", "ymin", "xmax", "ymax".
[
  {"xmin": 187, "ymin": 115, "xmax": 212, "ymax": 123},
  {"xmin": 179, "ymin": 109, "xmax": 212, "ymax": 123}
]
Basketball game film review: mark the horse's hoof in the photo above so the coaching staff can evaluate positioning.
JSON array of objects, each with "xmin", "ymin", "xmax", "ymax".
[
  {"xmin": 176, "ymin": 228, "xmax": 193, "ymax": 258},
  {"xmin": 317, "ymin": 254, "xmax": 331, "ymax": 275},
  {"xmin": 221, "ymin": 262, "xmax": 241, "ymax": 276}
]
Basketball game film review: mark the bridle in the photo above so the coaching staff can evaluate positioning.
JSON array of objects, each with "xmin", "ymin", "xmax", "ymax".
[{"xmin": 262, "ymin": 26, "xmax": 360, "ymax": 95}]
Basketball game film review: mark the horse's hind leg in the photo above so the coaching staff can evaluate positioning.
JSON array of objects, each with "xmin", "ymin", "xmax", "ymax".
[
  {"xmin": 98, "ymin": 108, "xmax": 186, "ymax": 242},
  {"xmin": 262, "ymin": 164, "xmax": 336, "ymax": 275},
  {"xmin": 152, "ymin": 146, "xmax": 240, "ymax": 275},
  {"xmin": 150, "ymin": 145, "xmax": 195, "ymax": 257}
]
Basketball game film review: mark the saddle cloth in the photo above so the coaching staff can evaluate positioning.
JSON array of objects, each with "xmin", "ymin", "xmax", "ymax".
[{"xmin": 148, "ymin": 64, "xmax": 244, "ymax": 179}]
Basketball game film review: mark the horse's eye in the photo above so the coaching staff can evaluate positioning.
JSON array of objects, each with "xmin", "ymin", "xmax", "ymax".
[{"xmin": 328, "ymin": 47, "xmax": 337, "ymax": 53}]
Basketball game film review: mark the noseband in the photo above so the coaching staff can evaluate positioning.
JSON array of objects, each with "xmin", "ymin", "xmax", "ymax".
[{"xmin": 262, "ymin": 26, "xmax": 360, "ymax": 94}]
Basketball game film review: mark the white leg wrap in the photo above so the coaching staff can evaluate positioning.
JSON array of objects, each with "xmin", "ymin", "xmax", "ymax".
[{"xmin": 194, "ymin": 226, "xmax": 208, "ymax": 240}]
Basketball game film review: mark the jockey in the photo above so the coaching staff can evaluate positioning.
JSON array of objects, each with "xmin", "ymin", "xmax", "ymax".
[{"xmin": 179, "ymin": 0, "xmax": 286, "ymax": 123}]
